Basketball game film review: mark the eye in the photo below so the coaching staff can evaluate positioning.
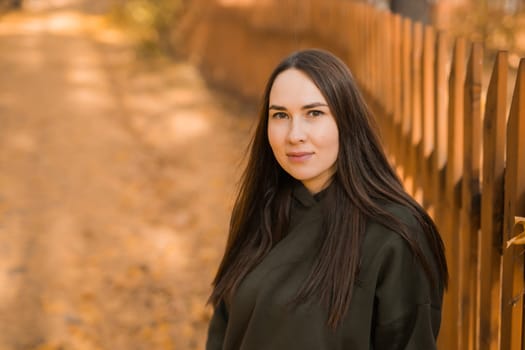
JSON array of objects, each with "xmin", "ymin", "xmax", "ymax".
[
  {"xmin": 307, "ymin": 110, "xmax": 324, "ymax": 117},
  {"xmin": 271, "ymin": 112, "xmax": 288, "ymax": 119}
]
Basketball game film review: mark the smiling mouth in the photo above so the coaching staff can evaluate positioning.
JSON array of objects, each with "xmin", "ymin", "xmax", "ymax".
[{"xmin": 287, "ymin": 152, "xmax": 314, "ymax": 162}]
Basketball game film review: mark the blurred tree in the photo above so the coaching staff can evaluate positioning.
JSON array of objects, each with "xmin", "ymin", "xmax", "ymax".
[
  {"xmin": 389, "ymin": 0, "xmax": 434, "ymax": 24},
  {"xmin": 112, "ymin": 0, "xmax": 186, "ymax": 57},
  {"xmin": 440, "ymin": 0, "xmax": 525, "ymax": 66},
  {"xmin": 362, "ymin": 0, "xmax": 434, "ymax": 24},
  {"xmin": 456, "ymin": 0, "xmax": 517, "ymax": 50},
  {"xmin": 0, "ymin": 0, "xmax": 21, "ymax": 11}
]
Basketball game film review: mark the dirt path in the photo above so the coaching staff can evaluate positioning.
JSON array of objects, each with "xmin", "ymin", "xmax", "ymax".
[{"xmin": 0, "ymin": 3, "xmax": 252, "ymax": 349}]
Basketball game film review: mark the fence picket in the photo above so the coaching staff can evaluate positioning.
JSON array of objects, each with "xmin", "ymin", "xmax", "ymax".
[
  {"xmin": 460, "ymin": 41, "xmax": 482, "ymax": 350},
  {"xmin": 364, "ymin": 5, "xmax": 372, "ymax": 94},
  {"xmin": 409, "ymin": 22, "xmax": 423, "ymax": 198},
  {"xmin": 478, "ymin": 51, "xmax": 507, "ymax": 350},
  {"xmin": 500, "ymin": 58, "xmax": 525, "ymax": 350},
  {"xmin": 400, "ymin": 18, "xmax": 412, "ymax": 182},
  {"xmin": 380, "ymin": 10, "xmax": 393, "ymax": 152},
  {"xmin": 433, "ymin": 30, "xmax": 451, "ymax": 350},
  {"xmin": 444, "ymin": 37, "xmax": 466, "ymax": 350},
  {"xmin": 432, "ymin": 31, "xmax": 449, "ymax": 214},
  {"xmin": 391, "ymin": 14, "xmax": 402, "ymax": 163},
  {"xmin": 422, "ymin": 25, "xmax": 436, "ymax": 208}
]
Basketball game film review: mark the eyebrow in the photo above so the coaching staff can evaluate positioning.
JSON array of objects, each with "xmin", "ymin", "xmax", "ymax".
[{"xmin": 268, "ymin": 102, "xmax": 329, "ymax": 110}]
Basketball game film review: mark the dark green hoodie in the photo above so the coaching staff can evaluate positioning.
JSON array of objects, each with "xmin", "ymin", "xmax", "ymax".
[{"xmin": 206, "ymin": 183, "xmax": 443, "ymax": 349}]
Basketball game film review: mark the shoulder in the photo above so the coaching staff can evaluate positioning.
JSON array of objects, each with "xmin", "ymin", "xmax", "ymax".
[
  {"xmin": 361, "ymin": 202, "xmax": 421, "ymax": 259},
  {"xmin": 360, "ymin": 226, "xmax": 416, "ymax": 280},
  {"xmin": 380, "ymin": 201, "xmax": 420, "ymax": 230},
  {"xmin": 358, "ymin": 202, "xmax": 433, "ymax": 283},
  {"xmin": 357, "ymin": 201, "xmax": 443, "ymax": 299}
]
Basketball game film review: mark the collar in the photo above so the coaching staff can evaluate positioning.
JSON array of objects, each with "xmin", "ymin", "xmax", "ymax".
[{"xmin": 292, "ymin": 181, "xmax": 321, "ymax": 208}]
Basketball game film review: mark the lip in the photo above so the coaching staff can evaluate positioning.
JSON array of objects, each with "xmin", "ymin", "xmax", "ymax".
[{"xmin": 286, "ymin": 151, "xmax": 314, "ymax": 162}]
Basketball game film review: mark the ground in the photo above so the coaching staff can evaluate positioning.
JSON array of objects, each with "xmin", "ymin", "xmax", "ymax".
[{"xmin": 0, "ymin": 1, "xmax": 253, "ymax": 349}]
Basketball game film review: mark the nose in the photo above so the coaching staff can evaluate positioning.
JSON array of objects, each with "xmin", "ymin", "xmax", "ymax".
[{"xmin": 287, "ymin": 117, "xmax": 307, "ymax": 143}]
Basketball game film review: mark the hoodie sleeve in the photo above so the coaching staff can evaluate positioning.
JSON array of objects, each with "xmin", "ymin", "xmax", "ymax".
[
  {"xmin": 372, "ymin": 235, "xmax": 442, "ymax": 350},
  {"xmin": 206, "ymin": 300, "xmax": 229, "ymax": 350}
]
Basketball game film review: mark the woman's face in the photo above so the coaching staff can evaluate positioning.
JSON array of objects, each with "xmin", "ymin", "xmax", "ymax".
[{"xmin": 267, "ymin": 68, "xmax": 339, "ymax": 194}]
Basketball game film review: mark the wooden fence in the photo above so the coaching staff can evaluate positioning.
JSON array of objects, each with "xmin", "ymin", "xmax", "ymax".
[
  {"xmin": 348, "ymin": 3, "xmax": 525, "ymax": 350},
  {"xmin": 181, "ymin": 1, "xmax": 525, "ymax": 348}
]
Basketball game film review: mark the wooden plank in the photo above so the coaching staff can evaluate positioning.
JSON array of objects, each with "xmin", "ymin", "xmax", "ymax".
[
  {"xmin": 359, "ymin": 3, "xmax": 366, "ymax": 85},
  {"xmin": 443, "ymin": 37, "xmax": 467, "ymax": 350},
  {"xmin": 383, "ymin": 10, "xmax": 393, "ymax": 120},
  {"xmin": 342, "ymin": 2, "xmax": 354, "ymax": 70},
  {"xmin": 365, "ymin": 4, "xmax": 372, "ymax": 94},
  {"xmin": 422, "ymin": 25, "xmax": 436, "ymax": 208},
  {"xmin": 371, "ymin": 7, "xmax": 378, "ymax": 98},
  {"xmin": 384, "ymin": 10, "xmax": 394, "ymax": 155},
  {"xmin": 400, "ymin": 18, "xmax": 412, "ymax": 181},
  {"xmin": 376, "ymin": 12, "xmax": 382, "ymax": 109},
  {"xmin": 376, "ymin": 9, "xmax": 383, "ymax": 101},
  {"xmin": 346, "ymin": 2, "xmax": 354, "ymax": 69},
  {"xmin": 460, "ymin": 41, "xmax": 482, "ymax": 350},
  {"xmin": 364, "ymin": 4, "xmax": 371, "ymax": 93},
  {"xmin": 369, "ymin": 4, "xmax": 375, "ymax": 94},
  {"xmin": 391, "ymin": 14, "xmax": 402, "ymax": 162},
  {"xmin": 354, "ymin": 3, "xmax": 363, "ymax": 86},
  {"xmin": 342, "ymin": 3, "xmax": 352, "ymax": 60},
  {"xmin": 362, "ymin": 2, "xmax": 369, "ymax": 88},
  {"xmin": 432, "ymin": 31, "xmax": 449, "ymax": 219},
  {"xmin": 335, "ymin": 0, "xmax": 343, "ymax": 46},
  {"xmin": 354, "ymin": 3, "xmax": 364, "ymax": 84},
  {"xmin": 433, "ymin": 30, "xmax": 452, "ymax": 350},
  {"xmin": 349, "ymin": 2, "xmax": 358, "ymax": 79},
  {"xmin": 374, "ymin": 10, "xmax": 385, "ymax": 141},
  {"xmin": 410, "ymin": 21, "xmax": 423, "ymax": 200},
  {"xmin": 500, "ymin": 57, "xmax": 525, "ymax": 350},
  {"xmin": 478, "ymin": 51, "xmax": 507, "ymax": 350}
]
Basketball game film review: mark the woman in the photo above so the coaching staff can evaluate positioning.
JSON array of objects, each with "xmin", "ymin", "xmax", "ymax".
[{"xmin": 206, "ymin": 49, "xmax": 448, "ymax": 349}]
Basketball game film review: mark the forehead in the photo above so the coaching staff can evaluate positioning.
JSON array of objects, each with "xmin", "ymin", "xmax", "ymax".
[{"xmin": 269, "ymin": 69, "xmax": 327, "ymax": 105}]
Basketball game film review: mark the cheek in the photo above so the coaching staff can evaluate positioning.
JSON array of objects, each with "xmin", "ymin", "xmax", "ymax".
[
  {"xmin": 320, "ymin": 125, "xmax": 340, "ymax": 168},
  {"xmin": 328, "ymin": 137, "xmax": 339, "ymax": 163},
  {"xmin": 318, "ymin": 122, "xmax": 339, "ymax": 154},
  {"xmin": 330, "ymin": 120, "xmax": 340, "ymax": 149},
  {"xmin": 332, "ymin": 128, "xmax": 340, "ymax": 154},
  {"xmin": 267, "ymin": 123, "xmax": 283, "ymax": 153}
]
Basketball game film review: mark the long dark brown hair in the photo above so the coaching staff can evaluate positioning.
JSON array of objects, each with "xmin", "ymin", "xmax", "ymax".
[{"xmin": 209, "ymin": 48, "xmax": 448, "ymax": 328}]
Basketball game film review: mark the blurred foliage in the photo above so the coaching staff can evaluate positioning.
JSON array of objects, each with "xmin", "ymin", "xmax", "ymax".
[
  {"xmin": 449, "ymin": 0, "xmax": 525, "ymax": 59},
  {"xmin": 0, "ymin": 0, "xmax": 21, "ymax": 14},
  {"xmin": 453, "ymin": 3, "xmax": 509, "ymax": 46},
  {"xmin": 362, "ymin": 0, "xmax": 525, "ymax": 61},
  {"xmin": 110, "ymin": 0, "xmax": 186, "ymax": 58}
]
